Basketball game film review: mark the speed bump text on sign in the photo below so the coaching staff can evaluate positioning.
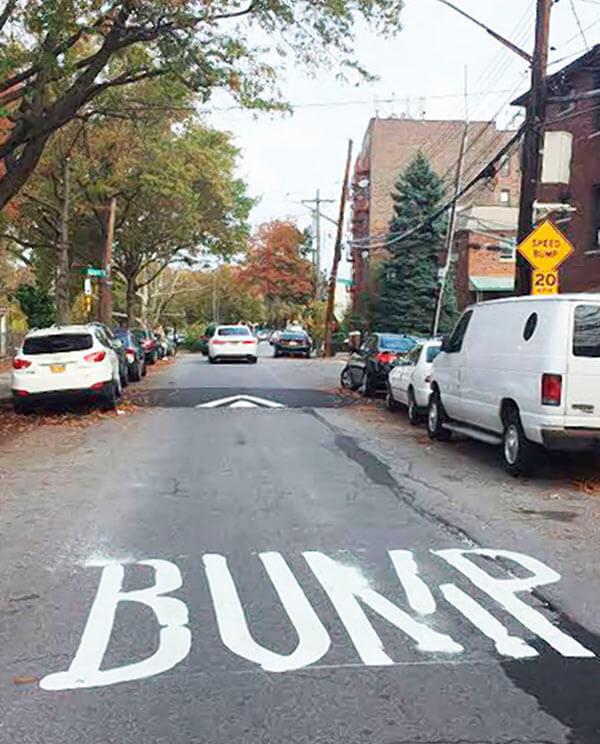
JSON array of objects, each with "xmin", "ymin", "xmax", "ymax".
[
  {"xmin": 517, "ymin": 220, "xmax": 573, "ymax": 271},
  {"xmin": 532, "ymin": 269, "xmax": 559, "ymax": 295}
]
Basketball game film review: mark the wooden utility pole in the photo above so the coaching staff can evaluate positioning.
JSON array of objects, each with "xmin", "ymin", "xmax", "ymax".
[
  {"xmin": 434, "ymin": 70, "xmax": 469, "ymax": 337},
  {"xmin": 98, "ymin": 196, "xmax": 116, "ymax": 325},
  {"xmin": 323, "ymin": 140, "xmax": 353, "ymax": 357},
  {"xmin": 55, "ymin": 156, "xmax": 71, "ymax": 325},
  {"xmin": 516, "ymin": 0, "xmax": 552, "ymax": 295}
]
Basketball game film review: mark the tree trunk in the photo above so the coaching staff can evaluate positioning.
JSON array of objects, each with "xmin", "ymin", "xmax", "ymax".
[
  {"xmin": 126, "ymin": 275, "xmax": 137, "ymax": 327},
  {"xmin": 55, "ymin": 157, "xmax": 71, "ymax": 325}
]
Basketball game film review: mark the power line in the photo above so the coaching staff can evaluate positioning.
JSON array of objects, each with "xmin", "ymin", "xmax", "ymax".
[{"xmin": 569, "ymin": 0, "xmax": 590, "ymax": 49}]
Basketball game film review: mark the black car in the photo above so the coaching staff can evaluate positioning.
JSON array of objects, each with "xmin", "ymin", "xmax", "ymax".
[
  {"xmin": 90, "ymin": 322, "xmax": 129, "ymax": 389},
  {"xmin": 340, "ymin": 333, "xmax": 417, "ymax": 396},
  {"xmin": 273, "ymin": 331, "xmax": 312, "ymax": 358},
  {"xmin": 113, "ymin": 328, "xmax": 146, "ymax": 381}
]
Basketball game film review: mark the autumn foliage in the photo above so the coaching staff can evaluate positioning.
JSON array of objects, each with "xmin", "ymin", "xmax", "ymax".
[{"xmin": 239, "ymin": 221, "xmax": 314, "ymax": 308}]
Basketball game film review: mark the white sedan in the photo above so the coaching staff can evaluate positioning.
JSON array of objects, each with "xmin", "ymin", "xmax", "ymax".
[
  {"xmin": 12, "ymin": 324, "xmax": 122, "ymax": 412},
  {"xmin": 386, "ymin": 339, "xmax": 441, "ymax": 424},
  {"xmin": 208, "ymin": 325, "xmax": 258, "ymax": 364}
]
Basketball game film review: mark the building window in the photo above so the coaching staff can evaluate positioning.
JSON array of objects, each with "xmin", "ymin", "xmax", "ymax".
[
  {"xmin": 500, "ymin": 154, "xmax": 510, "ymax": 176},
  {"xmin": 590, "ymin": 184, "xmax": 600, "ymax": 254},
  {"xmin": 500, "ymin": 189, "xmax": 510, "ymax": 205}
]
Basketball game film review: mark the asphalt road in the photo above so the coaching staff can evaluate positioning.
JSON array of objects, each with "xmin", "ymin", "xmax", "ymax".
[{"xmin": 1, "ymin": 343, "xmax": 600, "ymax": 744}]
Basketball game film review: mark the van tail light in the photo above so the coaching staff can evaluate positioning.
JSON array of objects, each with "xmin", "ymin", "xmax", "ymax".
[
  {"xmin": 12, "ymin": 358, "xmax": 31, "ymax": 369},
  {"xmin": 542, "ymin": 373, "xmax": 562, "ymax": 406},
  {"xmin": 125, "ymin": 349, "xmax": 135, "ymax": 362},
  {"xmin": 84, "ymin": 351, "xmax": 106, "ymax": 363},
  {"xmin": 376, "ymin": 351, "xmax": 397, "ymax": 365}
]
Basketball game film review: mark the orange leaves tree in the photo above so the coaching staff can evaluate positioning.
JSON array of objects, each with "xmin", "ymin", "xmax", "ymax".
[{"xmin": 238, "ymin": 221, "xmax": 315, "ymax": 326}]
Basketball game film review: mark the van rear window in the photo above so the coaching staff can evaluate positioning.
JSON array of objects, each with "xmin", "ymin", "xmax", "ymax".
[
  {"xmin": 573, "ymin": 305, "xmax": 600, "ymax": 357},
  {"xmin": 23, "ymin": 333, "xmax": 93, "ymax": 355}
]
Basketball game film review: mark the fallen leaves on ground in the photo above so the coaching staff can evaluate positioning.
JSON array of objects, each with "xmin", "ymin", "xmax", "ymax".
[{"xmin": 0, "ymin": 355, "xmax": 174, "ymax": 447}]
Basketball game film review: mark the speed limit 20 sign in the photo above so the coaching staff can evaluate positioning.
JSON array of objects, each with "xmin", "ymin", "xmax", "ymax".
[{"xmin": 532, "ymin": 269, "xmax": 559, "ymax": 295}]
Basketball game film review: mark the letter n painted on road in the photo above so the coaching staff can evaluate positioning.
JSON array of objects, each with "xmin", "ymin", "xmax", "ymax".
[
  {"xmin": 40, "ymin": 560, "xmax": 191, "ymax": 691},
  {"xmin": 304, "ymin": 551, "xmax": 462, "ymax": 665}
]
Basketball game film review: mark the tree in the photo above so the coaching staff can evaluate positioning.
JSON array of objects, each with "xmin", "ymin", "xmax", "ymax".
[
  {"xmin": 13, "ymin": 283, "xmax": 54, "ymax": 328},
  {"xmin": 376, "ymin": 152, "xmax": 446, "ymax": 336},
  {"xmin": 0, "ymin": 1, "xmax": 404, "ymax": 211},
  {"xmin": 238, "ymin": 221, "xmax": 315, "ymax": 326}
]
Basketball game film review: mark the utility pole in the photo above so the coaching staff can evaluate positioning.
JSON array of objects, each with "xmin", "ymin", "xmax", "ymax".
[
  {"xmin": 302, "ymin": 189, "xmax": 334, "ymax": 300},
  {"xmin": 433, "ymin": 69, "xmax": 468, "ymax": 337},
  {"xmin": 98, "ymin": 196, "xmax": 116, "ymax": 326},
  {"xmin": 516, "ymin": 0, "xmax": 552, "ymax": 295},
  {"xmin": 323, "ymin": 140, "xmax": 353, "ymax": 358}
]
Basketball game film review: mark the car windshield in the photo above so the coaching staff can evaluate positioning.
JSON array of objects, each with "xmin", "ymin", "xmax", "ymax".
[
  {"xmin": 113, "ymin": 329, "xmax": 129, "ymax": 339},
  {"xmin": 218, "ymin": 327, "xmax": 251, "ymax": 337},
  {"xmin": 426, "ymin": 346, "xmax": 442, "ymax": 363},
  {"xmin": 281, "ymin": 333, "xmax": 306, "ymax": 340},
  {"xmin": 573, "ymin": 305, "xmax": 600, "ymax": 357},
  {"xmin": 379, "ymin": 334, "xmax": 416, "ymax": 352},
  {"xmin": 23, "ymin": 333, "xmax": 93, "ymax": 355}
]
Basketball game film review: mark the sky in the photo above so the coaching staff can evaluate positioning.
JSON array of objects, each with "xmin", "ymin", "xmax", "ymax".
[{"xmin": 205, "ymin": 0, "xmax": 600, "ymax": 280}]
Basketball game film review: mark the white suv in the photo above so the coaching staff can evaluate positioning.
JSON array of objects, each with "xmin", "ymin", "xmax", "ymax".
[{"xmin": 12, "ymin": 325, "xmax": 122, "ymax": 412}]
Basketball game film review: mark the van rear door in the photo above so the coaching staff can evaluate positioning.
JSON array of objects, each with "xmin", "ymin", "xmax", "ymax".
[{"xmin": 566, "ymin": 303, "xmax": 600, "ymax": 425}]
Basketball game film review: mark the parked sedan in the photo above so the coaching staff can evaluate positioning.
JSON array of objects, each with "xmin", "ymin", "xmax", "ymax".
[
  {"xmin": 273, "ymin": 331, "xmax": 312, "ymax": 358},
  {"xmin": 340, "ymin": 333, "xmax": 418, "ymax": 397},
  {"xmin": 133, "ymin": 328, "xmax": 159, "ymax": 364},
  {"xmin": 12, "ymin": 324, "xmax": 122, "ymax": 412},
  {"xmin": 113, "ymin": 328, "xmax": 146, "ymax": 381},
  {"xmin": 386, "ymin": 339, "xmax": 442, "ymax": 423}
]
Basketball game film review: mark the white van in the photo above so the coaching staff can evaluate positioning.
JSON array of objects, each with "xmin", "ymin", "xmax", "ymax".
[{"xmin": 427, "ymin": 294, "xmax": 600, "ymax": 474}]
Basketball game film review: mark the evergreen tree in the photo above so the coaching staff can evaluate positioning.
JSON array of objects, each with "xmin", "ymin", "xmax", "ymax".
[{"xmin": 376, "ymin": 152, "xmax": 446, "ymax": 336}]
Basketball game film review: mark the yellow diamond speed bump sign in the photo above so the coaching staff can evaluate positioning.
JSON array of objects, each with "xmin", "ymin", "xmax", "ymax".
[
  {"xmin": 517, "ymin": 220, "xmax": 574, "ymax": 271},
  {"xmin": 531, "ymin": 269, "xmax": 559, "ymax": 295}
]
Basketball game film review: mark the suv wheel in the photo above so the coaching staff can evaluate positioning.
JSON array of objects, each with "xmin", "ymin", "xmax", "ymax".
[
  {"xmin": 100, "ymin": 381, "xmax": 118, "ymax": 411},
  {"xmin": 427, "ymin": 389, "xmax": 452, "ymax": 441},
  {"xmin": 503, "ymin": 409, "xmax": 536, "ymax": 476}
]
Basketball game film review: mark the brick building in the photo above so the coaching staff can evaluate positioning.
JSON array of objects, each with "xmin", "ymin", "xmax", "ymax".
[
  {"xmin": 514, "ymin": 45, "xmax": 600, "ymax": 292},
  {"xmin": 350, "ymin": 116, "xmax": 521, "ymax": 312}
]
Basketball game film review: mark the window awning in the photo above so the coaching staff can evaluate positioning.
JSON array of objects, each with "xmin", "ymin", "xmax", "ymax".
[{"xmin": 469, "ymin": 276, "xmax": 515, "ymax": 292}]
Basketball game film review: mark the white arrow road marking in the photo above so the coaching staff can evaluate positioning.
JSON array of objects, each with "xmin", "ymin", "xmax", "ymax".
[{"xmin": 196, "ymin": 394, "xmax": 285, "ymax": 409}]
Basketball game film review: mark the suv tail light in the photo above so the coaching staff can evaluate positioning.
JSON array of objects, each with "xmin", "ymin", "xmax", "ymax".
[
  {"xmin": 12, "ymin": 358, "xmax": 31, "ymax": 369},
  {"xmin": 84, "ymin": 351, "xmax": 106, "ymax": 363},
  {"xmin": 376, "ymin": 351, "xmax": 396, "ymax": 365},
  {"xmin": 542, "ymin": 373, "xmax": 562, "ymax": 406}
]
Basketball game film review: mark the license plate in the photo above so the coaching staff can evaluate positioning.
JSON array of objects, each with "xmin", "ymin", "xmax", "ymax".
[
  {"xmin": 289, "ymin": 342, "xmax": 298, "ymax": 346},
  {"xmin": 50, "ymin": 364, "xmax": 66, "ymax": 373}
]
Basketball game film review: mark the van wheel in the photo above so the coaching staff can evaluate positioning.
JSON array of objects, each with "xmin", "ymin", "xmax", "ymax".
[
  {"xmin": 503, "ymin": 410, "xmax": 536, "ymax": 476},
  {"xmin": 427, "ymin": 390, "xmax": 452, "ymax": 441},
  {"xmin": 407, "ymin": 388, "xmax": 419, "ymax": 425}
]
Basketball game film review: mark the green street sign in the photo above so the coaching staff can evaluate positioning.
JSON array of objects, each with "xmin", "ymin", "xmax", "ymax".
[{"xmin": 80, "ymin": 267, "xmax": 106, "ymax": 277}]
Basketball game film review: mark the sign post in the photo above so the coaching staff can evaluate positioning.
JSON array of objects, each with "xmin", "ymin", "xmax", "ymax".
[{"xmin": 516, "ymin": 220, "xmax": 573, "ymax": 295}]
